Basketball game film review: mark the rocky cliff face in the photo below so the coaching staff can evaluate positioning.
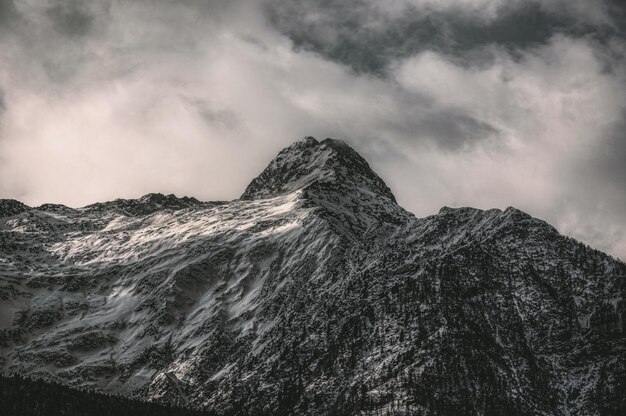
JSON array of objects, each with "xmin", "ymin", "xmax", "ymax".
[{"xmin": 1, "ymin": 138, "xmax": 624, "ymax": 415}]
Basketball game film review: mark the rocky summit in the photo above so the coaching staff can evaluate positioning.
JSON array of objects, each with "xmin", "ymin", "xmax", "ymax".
[{"xmin": 0, "ymin": 138, "xmax": 624, "ymax": 415}]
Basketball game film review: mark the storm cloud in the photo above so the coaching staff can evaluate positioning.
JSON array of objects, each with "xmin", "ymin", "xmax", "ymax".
[{"xmin": 0, "ymin": 0, "xmax": 624, "ymax": 259}]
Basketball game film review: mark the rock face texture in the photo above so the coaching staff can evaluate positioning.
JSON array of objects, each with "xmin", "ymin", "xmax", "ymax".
[{"xmin": 1, "ymin": 138, "xmax": 624, "ymax": 416}]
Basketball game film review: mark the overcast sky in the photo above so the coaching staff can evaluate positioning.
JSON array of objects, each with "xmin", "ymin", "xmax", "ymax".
[{"xmin": 0, "ymin": 0, "xmax": 625, "ymax": 259}]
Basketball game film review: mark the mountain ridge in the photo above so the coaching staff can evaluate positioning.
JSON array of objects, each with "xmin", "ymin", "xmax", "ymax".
[{"xmin": 0, "ymin": 137, "xmax": 624, "ymax": 415}]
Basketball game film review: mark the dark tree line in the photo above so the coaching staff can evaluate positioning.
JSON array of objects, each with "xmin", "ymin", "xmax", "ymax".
[{"xmin": 0, "ymin": 373, "xmax": 211, "ymax": 416}]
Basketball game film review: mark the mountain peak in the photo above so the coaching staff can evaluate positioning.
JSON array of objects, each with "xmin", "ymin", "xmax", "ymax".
[
  {"xmin": 241, "ymin": 137, "xmax": 396, "ymax": 202},
  {"xmin": 0, "ymin": 199, "xmax": 31, "ymax": 217}
]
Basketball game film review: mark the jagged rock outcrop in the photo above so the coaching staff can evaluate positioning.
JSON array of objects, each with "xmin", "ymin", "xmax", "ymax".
[
  {"xmin": 0, "ymin": 138, "xmax": 624, "ymax": 415},
  {"xmin": 0, "ymin": 199, "xmax": 30, "ymax": 217}
]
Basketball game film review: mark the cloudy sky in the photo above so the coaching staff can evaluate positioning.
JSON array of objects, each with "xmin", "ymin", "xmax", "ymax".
[{"xmin": 0, "ymin": 0, "xmax": 625, "ymax": 259}]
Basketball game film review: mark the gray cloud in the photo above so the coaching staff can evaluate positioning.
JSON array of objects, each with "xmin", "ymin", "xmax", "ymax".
[
  {"xmin": 46, "ymin": 1, "xmax": 95, "ymax": 37},
  {"xmin": 266, "ymin": 0, "xmax": 622, "ymax": 75},
  {"xmin": 0, "ymin": 0, "xmax": 18, "ymax": 25},
  {"xmin": 188, "ymin": 98, "xmax": 241, "ymax": 131},
  {"xmin": 0, "ymin": 0, "xmax": 624, "ymax": 260}
]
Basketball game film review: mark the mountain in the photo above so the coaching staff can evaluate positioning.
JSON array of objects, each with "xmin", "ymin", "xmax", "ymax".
[{"xmin": 0, "ymin": 137, "xmax": 624, "ymax": 415}]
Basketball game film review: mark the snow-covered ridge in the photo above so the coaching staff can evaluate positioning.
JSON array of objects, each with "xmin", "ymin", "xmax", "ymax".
[{"xmin": 0, "ymin": 137, "xmax": 624, "ymax": 415}]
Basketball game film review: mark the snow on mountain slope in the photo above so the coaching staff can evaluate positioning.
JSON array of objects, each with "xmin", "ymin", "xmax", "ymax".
[{"xmin": 1, "ymin": 137, "xmax": 624, "ymax": 415}]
